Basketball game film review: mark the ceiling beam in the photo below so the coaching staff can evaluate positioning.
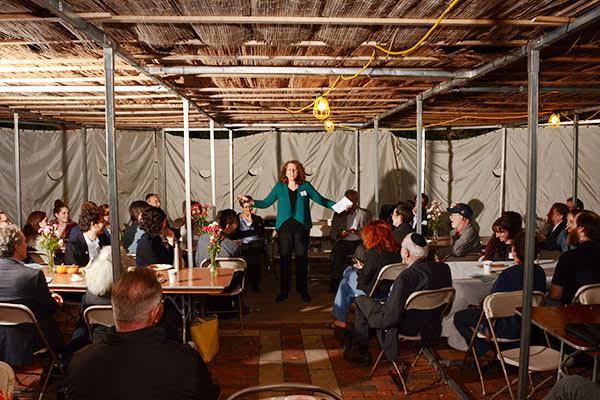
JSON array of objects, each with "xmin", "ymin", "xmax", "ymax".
[{"xmin": 0, "ymin": 85, "xmax": 167, "ymax": 93}]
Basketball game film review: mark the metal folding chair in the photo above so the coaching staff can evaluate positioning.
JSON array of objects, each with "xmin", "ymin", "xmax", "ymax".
[
  {"xmin": 573, "ymin": 283, "xmax": 600, "ymax": 305},
  {"xmin": 225, "ymin": 383, "xmax": 343, "ymax": 400},
  {"xmin": 368, "ymin": 262, "xmax": 406, "ymax": 298},
  {"xmin": 83, "ymin": 305, "xmax": 115, "ymax": 340},
  {"xmin": 0, "ymin": 361, "xmax": 15, "ymax": 399}
]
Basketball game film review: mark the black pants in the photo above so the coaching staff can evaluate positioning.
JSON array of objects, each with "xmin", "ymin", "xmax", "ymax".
[
  {"xmin": 331, "ymin": 240, "xmax": 361, "ymax": 283},
  {"xmin": 278, "ymin": 227, "xmax": 310, "ymax": 294},
  {"xmin": 240, "ymin": 240, "xmax": 264, "ymax": 288}
]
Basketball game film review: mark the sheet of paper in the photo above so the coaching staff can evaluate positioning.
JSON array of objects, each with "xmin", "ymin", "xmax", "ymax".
[{"xmin": 332, "ymin": 196, "xmax": 353, "ymax": 214}]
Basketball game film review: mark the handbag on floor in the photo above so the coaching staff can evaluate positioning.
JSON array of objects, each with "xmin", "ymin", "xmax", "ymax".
[{"xmin": 190, "ymin": 314, "xmax": 219, "ymax": 362}]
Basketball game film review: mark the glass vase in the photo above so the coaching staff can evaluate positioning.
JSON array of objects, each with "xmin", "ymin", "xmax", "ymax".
[
  {"xmin": 432, "ymin": 227, "xmax": 439, "ymax": 241},
  {"xmin": 209, "ymin": 252, "xmax": 218, "ymax": 278},
  {"xmin": 47, "ymin": 250, "xmax": 56, "ymax": 273}
]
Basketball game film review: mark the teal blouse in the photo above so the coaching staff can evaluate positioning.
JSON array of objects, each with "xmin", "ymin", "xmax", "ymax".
[{"xmin": 253, "ymin": 181, "xmax": 335, "ymax": 230}]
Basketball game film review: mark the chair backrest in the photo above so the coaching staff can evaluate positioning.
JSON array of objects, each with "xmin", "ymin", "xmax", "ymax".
[
  {"xmin": 199, "ymin": 257, "xmax": 247, "ymax": 271},
  {"xmin": 225, "ymin": 383, "xmax": 343, "ymax": 400},
  {"xmin": 404, "ymin": 287, "xmax": 456, "ymax": 316},
  {"xmin": 572, "ymin": 283, "xmax": 600, "ymax": 305},
  {"xmin": 0, "ymin": 361, "xmax": 15, "ymax": 399},
  {"xmin": 368, "ymin": 263, "xmax": 406, "ymax": 297},
  {"xmin": 0, "ymin": 303, "xmax": 37, "ymax": 326},
  {"xmin": 83, "ymin": 305, "xmax": 115, "ymax": 331},
  {"xmin": 482, "ymin": 290, "xmax": 545, "ymax": 319}
]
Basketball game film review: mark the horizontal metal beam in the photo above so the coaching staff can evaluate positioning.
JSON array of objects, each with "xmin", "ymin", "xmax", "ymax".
[
  {"xmin": 450, "ymin": 86, "xmax": 600, "ymax": 94},
  {"xmin": 0, "ymin": 85, "xmax": 168, "ymax": 93},
  {"xmin": 148, "ymin": 65, "xmax": 465, "ymax": 78}
]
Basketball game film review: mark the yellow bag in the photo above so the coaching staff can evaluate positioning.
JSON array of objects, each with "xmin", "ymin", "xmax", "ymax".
[{"xmin": 190, "ymin": 315, "xmax": 219, "ymax": 362}]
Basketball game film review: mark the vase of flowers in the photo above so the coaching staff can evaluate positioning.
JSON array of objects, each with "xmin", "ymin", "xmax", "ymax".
[
  {"xmin": 203, "ymin": 222, "xmax": 224, "ymax": 278},
  {"xmin": 427, "ymin": 200, "xmax": 443, "ymax": 241},
  {"xmin": 191, "ymin": 203, "xmax": 212, "ymax": 235},
  {"xmin": 38, "ymin": 225, "xmax": 62, "ymax": 272}
]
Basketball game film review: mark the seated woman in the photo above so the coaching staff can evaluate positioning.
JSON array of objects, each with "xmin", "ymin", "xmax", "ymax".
[
  {"xmin": 195, "ymin": 209, "xmax": 241, "ymax": 267},
  {"xmin": 65, "ymin": 202, "xmax": 110, "ymax": 267},
  {"xmin": 232, "ymin": 197, "xmax": 265, "ymax": 292},
  {"xmin": 178, "ymin": 200, "xmax": 202, "ymax": 251},
  {"xmin": 390, "ymin": 203, "xmax": 414, "ymax": 245},
  {"xmin": 122, "ymin": 200, "xmax": 150, "ymax": 254},
  {"xmin": 22, "ymin": 211, "xmax": 48, "ymax": 258},
  {"xmin": 481, "ymin": 211, "xmax": 522, "ymax": 261},
  {"xmin": 331, "ymin": 220, "xmax": 402, "ymax": 329},
  {"xmin": 136, "ymin": 206, "xmax": 174, "ymax": 267},
  {"xmin": 49, "ymin": 199, "xmax": 77, "ymax": 240}
]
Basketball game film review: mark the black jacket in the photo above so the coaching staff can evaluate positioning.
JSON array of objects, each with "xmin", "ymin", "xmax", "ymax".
[
  {"xmin": 355, "ymin": 258, "xmax": 452, "ymax": 360},
  {"xmin": 66, "ymin": 325, "xmax": 220, "ymax": 400},
  {"xmin": 136, "ymin": 233, "xmax": 174, "ymax": 267},
  {"xmin": 122, "ymin": 222, "xmax": 139, "ymax": 251},
  {"xmin": 357, "ymin": 248, "xmax": 402, "ymax": 294},
  {"xmin": 232, "ymin": 213, "xmax": 265, "ymax": 241},
  {"xmin": 392, "ymin": 223, "xmax": 413, "ymax": 245},
  {"xmin": 64, "ymin": 232, "xmax": 110, "ymax": 267},
  {"xmin": 0, "ymin": 258, "xmax": 61, "ymax": 366}
]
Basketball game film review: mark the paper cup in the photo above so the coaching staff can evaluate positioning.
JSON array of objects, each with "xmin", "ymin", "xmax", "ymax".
[
  {"xmin": 483, "ymin": 261, "xmax": 493, "ymax": 275},
  {"xmin": 168, "ymin": 269, "xmax": 178, "ymax": 285}
]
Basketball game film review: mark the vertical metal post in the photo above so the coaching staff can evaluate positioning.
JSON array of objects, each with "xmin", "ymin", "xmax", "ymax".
[
  {"xmin": 499, "ymin": 127, "xmax": 507, "ymax": 216},
  {"xmin": 104, "ymin": 46, "xmax": 121, "ymax": 279},
  {"xmin": 517, "ymin": 48, "xmax": 539, "ymax": 400},
  {"xmin": 209, "ymin": 119, "xmax": 217, "ymax": 220},
  {"xmin": 572, "ymin": 114, "xmax": 579, "ymax": 208},
  {"xmin": 81, "ymin": 126, "xmax": 89, "ymax": 201},
  {"xmin": 228, "ymin": 129, "xmax": 234, "ymax": 209},
  {"xmin": 14, "ymin": 113, "xmax": 22, "ymax": 227},
  {"xmin": 416, "ymin": 96, "xmax": 424, "ymax": 234},
  {"xmin": 373, "ymin": 118, "xmax": 379, "ymax": 216},
  {"xmin": 354, "ymin": 129, "xmax": 360, "ymax": 192},
  {"xmin": 161, "ymin": 128, "xmax": 167, "ymax": 208},
  {"xmin": 420, "ymin": 128, "xmax": 426, "ymax": 194},
  {"xmin": 183, "ymin": 100, "xmax": 194, "ymax": 268}
]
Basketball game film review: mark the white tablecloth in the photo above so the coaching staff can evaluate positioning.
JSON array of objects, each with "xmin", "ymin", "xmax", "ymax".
[{"xmin": 442, "ymin": 260, "xmax": 557, "ymax": 351}]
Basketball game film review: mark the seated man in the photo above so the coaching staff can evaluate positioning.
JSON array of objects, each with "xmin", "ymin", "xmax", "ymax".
[
  {"xmin": 454, "ymin": 231, "xmax": 547, "ymax": 356},
  {"xmin": 66, "ymin": 269, "xmax": 220, "ymax": 400},
  {"xmin": 544, "ymin": 375, "xmax": 600, "ymax": 400},
  {"xmin": 195, "ymin": 209, "xmax": 241, "ymax": 267},
  {"xmin": 439, "ymin": 203, "xmax": 481, "ymax": 259},
  {"xmin": 566, "ymin": 197, "xmax": 584, "ymax": 211},
  {"xmin": 145, "ymin": 193, "xmax": 161, "ymax": 208},
  {"xmin": 347, "ymin": 233, "xmax": 452, "ymax": 366},
  {"xmin": 329, "ymin": 190, "xmax": 372, "ymax": 292},
  {"xmin": 122, "ymin": 200, "xmax": 150, "ymax": 254},
  {"xmin": 65, "ymin": 202, "xmax": 110, "ymax": 266},
  {"xmin": 0, "ymin": 224, "xmax": 64, "ymax": 366},
  {"xmin": 550, "ymin": 210, "xmax": 600, "ymax": 304},
  {"xmin": 541, "ymin": 202, "xmax": 569, "ymax": 253}
]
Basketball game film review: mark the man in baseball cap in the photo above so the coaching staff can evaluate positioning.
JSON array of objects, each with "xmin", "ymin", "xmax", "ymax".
[{"xmin": 441, "ymin": 203, "xmax": 481, "ymax": 259}]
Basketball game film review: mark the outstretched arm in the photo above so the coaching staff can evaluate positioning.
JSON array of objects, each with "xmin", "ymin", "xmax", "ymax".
[
  {"xmin": 252, "ymin": 183, "xmax": 279, "ymax": 209},
  {"xmin": 306, "ymin": 182, "xmax": 335, "ymax": 209}
]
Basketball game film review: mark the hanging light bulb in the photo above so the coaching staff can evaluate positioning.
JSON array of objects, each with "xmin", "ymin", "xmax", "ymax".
[
  {"xmin": 313, "ymin": 96, "xmax": 330, "ymax": 121},
  {"xmin": 548, "ymin": 113, "xmax": 561, "ymax": 128},
  {"xmin": 324, "ymin": 119, "xmax": 335, "ymax": 133}
]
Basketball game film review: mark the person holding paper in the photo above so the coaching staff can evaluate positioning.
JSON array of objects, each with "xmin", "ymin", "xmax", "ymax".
[{"xmin": 238, "ymin": 160, "xmax": 338, "ymax": 303}]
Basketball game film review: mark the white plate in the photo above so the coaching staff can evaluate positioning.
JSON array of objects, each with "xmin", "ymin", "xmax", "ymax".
[
  {"xmin": 150, "ymin": 264, "xmax": 173, "ymax": 271},
  {"xmin": 45, "ymin": 277, "xmax": 53, "ymax": 283}
]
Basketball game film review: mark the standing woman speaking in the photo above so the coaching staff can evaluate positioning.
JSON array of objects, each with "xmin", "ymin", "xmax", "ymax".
[{"xmin": 239, "ymin": 160, "xmax": 337, "ymax": 303}]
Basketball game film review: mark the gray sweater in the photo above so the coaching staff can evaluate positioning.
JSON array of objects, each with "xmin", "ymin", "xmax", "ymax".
[{"xmin": 194, "ymin": 235, "xmax": 241, "ymax": 267}]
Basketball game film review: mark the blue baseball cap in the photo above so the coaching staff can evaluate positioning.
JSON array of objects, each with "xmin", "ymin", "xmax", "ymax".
[{"xmin": 447, "ymin": 203, "xmax": 473, "ymax": 219}]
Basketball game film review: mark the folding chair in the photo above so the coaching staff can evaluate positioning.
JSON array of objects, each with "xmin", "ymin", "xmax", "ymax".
[
  {"xmin": 225, "ymin": 383, "xmax": 343, "ymax": 400},
  {"xmin": 83, "ymin": 305, "xmax": 115, "ymax": 340},
  {"xmin": 0, "ymin": 303, "xmax": 65, "ymax": 400},
  {"xmin": 199, "ymin": 258, "xmax": 247, "ymax": 330},
  {"xmin": 572, "ymin": 283, "xmax": 600, "ymax": 305},
  {"xmin": 368, "ymin": 263, "xmax": 406, "ymax": 298},
  {"xmin": 369, "ymin": 287, "xmax": 456, "ymax": 394},
  {"xmin": 467, "ymin": 291, "xmax": 558, "ymax": 400},
  {"xmin": 0, "ymin": 361, "xmax": 15, "ymax": 400}
]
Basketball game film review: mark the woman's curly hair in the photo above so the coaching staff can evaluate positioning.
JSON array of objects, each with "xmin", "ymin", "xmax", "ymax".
[
  {"xmin": 362, "ymin": 220, "xmax": 399, "ymax": 253},
  {"xmin": 278, "ymin": 160, "xmax": 306, "ymax": 185},
  {"xmin": 139, "ymin": 206, "xmax": 167, "ymax": 235}
]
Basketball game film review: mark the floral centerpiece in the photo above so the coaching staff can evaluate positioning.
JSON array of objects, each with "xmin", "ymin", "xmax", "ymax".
[
  {"xmin": 427, "ymin": 200, "xmax": 444, "ymax": 240},
  {"xmin": 38, "ymin": 225, "xmax": 62, "ymax": 272},
  {"xmin": 191, "ymin": 203, "xmax": 212, "ymax": 235},
  {"xmin": 202, "ymin": 221, "xmax": 224, "ymax": 277}
]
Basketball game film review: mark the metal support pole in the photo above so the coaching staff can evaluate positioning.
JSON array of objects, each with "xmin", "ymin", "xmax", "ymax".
[
  {"xmin": 161, "ymin": 129, "xmax": 167, "ymax": 208},
  {"xmin": 416, "ymin": 96, "xmax": 424, "ymax": 234},
  {"xmin": 13, "ymin": 113, "xmax": 21, "ymax": 227},
  {"xmin": 354, "ymin": 129, "xmax": 360, "ymax": 192},
  {"xmin": 104, "ymin": 46, "xmax": 121, "ymax": 279},
  {"xmin": 209, "ymin": 119, "xmax": 217, "ymax": 220},
  {"xmin": 183, "ymin": 99, "xmax": 193, "ymax": 268},
  {"xmin": 81, "ymin": 126, "xmax": 89, "ymax": 201},
  {"xmin": 420, "ymin": 128, "xmax": 426, "ymax": 194},
  {"xmin": 228, "ymin": 129, "xmax": 234, "ymax": 209},
  {"xmin": 572, "ymin": 114, "xmax": 579, "ymax": 207},
  {"xmin": 499, "ymin": 127, "xmax": 507, "ymax": 215},
  {"xmin": 373, "ymin": 118, "xmax": 379, "ymax": 216},
  {"xmin": 517, "ymin": 48, "xmax": 539, "ymax": 400}
]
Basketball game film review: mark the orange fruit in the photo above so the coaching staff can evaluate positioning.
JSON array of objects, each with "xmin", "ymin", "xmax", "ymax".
[
  {"xmin": 56, "ymin": 265, "xmax": 68, "ymax": 274},
  {"xmin": 66, "ymin": 266, "xmax": 79, "ymax": 274}
]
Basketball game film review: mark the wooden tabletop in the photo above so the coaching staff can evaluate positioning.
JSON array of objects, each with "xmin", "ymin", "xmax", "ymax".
[
  {"xmin": 46, "ymin": 267, "xmax": 235, "ymax": 295},
  {"xmin": 427, "ymin": 236, "xmax": 453, "ymax": 249},
  {"xmin": 517, "ymin": 305, "xmax": 600, "ymax": 351}
]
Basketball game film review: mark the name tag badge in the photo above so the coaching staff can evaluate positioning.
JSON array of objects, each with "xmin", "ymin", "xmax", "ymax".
[{"xmin": 300, "ymin": 190, "xmax": 308, "ymax": 197}]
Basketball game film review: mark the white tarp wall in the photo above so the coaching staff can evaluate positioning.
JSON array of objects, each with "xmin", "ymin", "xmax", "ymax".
[{"xmin": 1, "ymin": 125, "xmax": 598, "ymax": 233}]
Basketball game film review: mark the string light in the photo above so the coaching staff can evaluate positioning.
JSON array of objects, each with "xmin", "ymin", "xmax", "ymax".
[
  {"xmin": 324, "ymin": 119, "xmax": 335, "ymax": 133},
  {"xmin": 548, "ymin": 113, "xmax": 561, "ymax": 128},
  {"xmin": 313, "ymin": 96, "xmax": 330, "ymax": 120}
]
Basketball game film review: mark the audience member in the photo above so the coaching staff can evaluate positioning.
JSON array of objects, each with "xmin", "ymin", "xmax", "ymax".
[
  {"xmin": 543, "ymin": 375, "xmax": 600, "ymax": 400},
  {"xmin": 49, "ymin": 199, "xmax": 77, "ymax": 239},
  {"xmin": 66, "ymin": 268, "xmax": 220, "ymax": 400},
  {"xmin": 454, "ymin": 231, "xmax": 546, "ymax": 356},
  {"xmin": 122, "ymin": 200, "xmax": 150, "ymax": 254},
  {"xmin": 136, "ymin": 206, "xmax": 174, "ymax": 267},
  {"xmin": 550, "ymin": 210, "xmax": 600, "ymax": 304},
  {"xmin": 412, "ymin": 193, "xmax": 429, "ymax": 232},
  {"xmin": 65, "ymin": 202, "xmax": 110, "ymax": 267},
  {"xmin": 329, "ymin": 190, "xmax": 372, "ymax": 293},
  {"xmin": 233, "ymin": 197, "xmax": 265, "ymax": 292},
  {"xmin": 98, "ymin": 204, "xmax": 110, "ymax": 233},
  {"xmin": 566, "ymin": 197, "xmax": 584, "ymax": 211},
  {"xmin": 542, "ymin": 203, "xmax": 569, "ymax": 253},
  {"xmin": 482, "ymin": 211, "xmax": 522, "ymax": 261},
  {"xmin": 347, "ymin": 233, "xmax": 452, "ymax": 366},
  {"xmin": 331, "ymin": 220, "xmax": 401, "ymax": 329},
  {"xmin": 145, "ymin": 193, "xmax": 161, "ymax": 208},
  {"xmin": 0, "ymin": 212, "xmax": 10, "ymax": 227},
  {"xmin": 0, "ymin": 224, "xmax": 64, "ymax": 366},
  {"xmin": 439, "ymin": 203, "xmax": 481, "ymax": 259},
  {"xmin": 195, "ymin": 209, "xmax": 241, "ymax": 267},
  {"xmin": 22, "ymin": 211, "xmax": 48, "ymax": 251},
  {"xmin": 178, "ymin": 200, "xmax": 201, "ymax": 250},
  {"xmin": 565, "ymin": 208, "xmax": 583, "ymax": 248},
  {"xmin": 390, "ymin": 203, "xmax": 414, "ymax": 245}
]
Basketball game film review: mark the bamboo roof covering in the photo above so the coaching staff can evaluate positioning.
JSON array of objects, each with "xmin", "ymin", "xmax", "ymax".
[{"xmin": 0, "ymin": 0, "xmax": 598, "ymax": 129}]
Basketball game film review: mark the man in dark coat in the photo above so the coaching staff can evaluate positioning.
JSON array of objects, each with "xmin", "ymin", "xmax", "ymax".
[
  {"xmin": 0, "ymin": 224, "xmax": 64, "ymax": 366},
  {"xmin": 66, "ymin": 268, "xmax": 219, "ymax": 400},
  {"xmin": 348, "ymin": 233, "xmax": 452, "ymax": 365}
]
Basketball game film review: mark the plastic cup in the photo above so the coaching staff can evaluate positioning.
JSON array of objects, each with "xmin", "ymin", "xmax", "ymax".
[
  {"xmin": 168, "ymin": 269, "xmax": 178, "ymax": 285},
  {"xmin": 483, "ymin": 261, "xmax": 493, "ymax": 275}
]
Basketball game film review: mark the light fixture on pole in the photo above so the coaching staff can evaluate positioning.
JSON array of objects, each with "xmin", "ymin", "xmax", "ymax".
[
  {"xmin": 313, "ymin": 96, "xmax": 330, "ymax": 120},
  {"xmin": 548, "ymin": 112, "xmax": 561, "ymax": 128},
  {"xmin": 324, "ymin": 119, "xmax": 335, "ymax": 133}
]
